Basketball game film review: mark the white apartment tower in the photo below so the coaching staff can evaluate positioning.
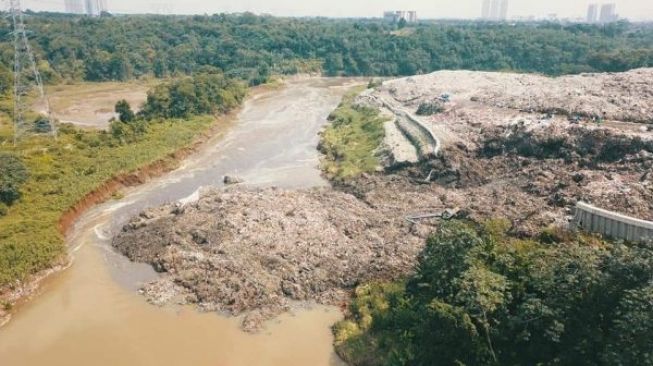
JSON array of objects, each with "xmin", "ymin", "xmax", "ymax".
[
  {"xmin": 407, "ymin": 11, "xmax": 418, "ymax": 23},
  {"xmin": 84, "ymin": 0, "xmax": 108, "ymax": 16},
  {"xmin": 599, "ymin": 3, "xmax": 618, "ymax": 23},
  {"xmin": 489, "ymin": 0, "xmax": 499, "ymax": 20},
  {"xmin": 499, "ymin": 0, "xmax": 509, "ymax": 21},
  {"xmin": 482, "ymin": 0, "xmax": 491, "ymax": 19},
  {"xmin": 482, "ymin": 0, "xmax": 509, "ymax": 21},
  {"xmin": 383, "ymin": 10, "xmax": 418, "ymax": 23},
  {"xmin": 587, "ymin": 4, "xmax": 599, "ymax": 23}
]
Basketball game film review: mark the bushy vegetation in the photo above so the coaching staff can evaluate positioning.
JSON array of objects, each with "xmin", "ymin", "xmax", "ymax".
[
  {"xmin": 0, "ymin": 153, "xmax": 29, "ymax": 207},
  {"xmin": 319, "ymin": 88, "xmax": 387, "ymax": 180},
  {"xmin": 139, "ymin": 71, "xmax": 246, "ymax": 119},
  {"xmin": 415, "ymin": 101, "xmax": 445, "ymax": 116},
  {"xmin": 114, "ymin": 99, "xmax": 135, "ymax": 123},
  {"xmin": 109, "ymin": 71, "xmax": 246, "ymax": 144},
  {"xmin": 335, "ymin": 220, "xmax": 653, "ymax": 365},
  {"xmin": 0, "ymin": 116, "xmax": 219, "ymax": 288},
  {"xmin": 0, "ymin": 73, "xmax": 243, "ymax": 289},
  {"xmin": 0, "ymin": 14, "xmax": 651, "ymax": 85}
]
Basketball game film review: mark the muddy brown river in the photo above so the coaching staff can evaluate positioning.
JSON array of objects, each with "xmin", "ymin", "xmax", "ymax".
[{"xmin": 0, "ymin": 78, "xmax": 360, "ymax": 366}]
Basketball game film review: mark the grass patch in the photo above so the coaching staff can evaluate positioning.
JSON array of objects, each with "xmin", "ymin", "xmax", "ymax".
[
  {"xmin": 0, "ymin": 115, "xmax": 216, "ymax": 288},
  {"xmin": 333, "ymin": 282, "xmax": 407, "ymax": 366},
  {"xmin": 319, "ymin": 87, "xmax": 387, "ymax": 180}
]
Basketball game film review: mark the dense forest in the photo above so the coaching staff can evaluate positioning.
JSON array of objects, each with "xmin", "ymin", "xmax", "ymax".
[
  {"xmin": 0, "ymin": 13, "xmax": 652, "ymax": 85},
  {"xmin": 335, "ymin": 220, "xmax": 653, "ymax": 366}
]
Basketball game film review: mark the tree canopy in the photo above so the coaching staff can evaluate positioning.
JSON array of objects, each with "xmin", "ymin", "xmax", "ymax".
[
  {"xmin": 139, "ymin": 71, "xmax": 246, "ymax": 119},
  {"xmin": 0, "ymin": 14, "xmax": 651, "ymax": 84},
  {"xmin": 335, "ymin": 220, "xmax": 653, "ymax": 366}
]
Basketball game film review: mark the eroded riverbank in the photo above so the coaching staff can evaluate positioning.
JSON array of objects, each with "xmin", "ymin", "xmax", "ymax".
[{"xmin": 0, "ymin": 77, "xmax": 360, "ymax": 366}]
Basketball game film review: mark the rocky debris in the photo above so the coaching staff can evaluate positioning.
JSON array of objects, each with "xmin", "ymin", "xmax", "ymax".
[
  {"xmin": 114, "ymin": 69, "xmax": 653, "ymax": 333},
  {"xmin": 334, "ymin": 117, "xmax": 653, "ymax": 235},
  {"xmin": 372, "ymin": 68, "xmax": 653, "ymax": 124},
  {"xmin": 113, "ymin": 187, "xmax": 425, "ymax": 331},
  {"xmin": 223, "ymin": 175, "xmax": 244, "ymax": 185},
  {"xmin": 348, "ymin": 69, "xmax": 653, "ymax": 235}
]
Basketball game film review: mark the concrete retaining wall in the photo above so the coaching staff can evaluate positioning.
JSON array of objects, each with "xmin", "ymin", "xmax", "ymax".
[
  {"xmin": 573, "ymin": 202, "xmax": 653, "ymax": 243},
  {"xmin": 377, "ymin": 97, "xmax": 441, "ymax": 158}
]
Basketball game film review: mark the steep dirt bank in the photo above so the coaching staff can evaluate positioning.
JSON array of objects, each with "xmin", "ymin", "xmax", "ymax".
[
  {"xmin": 0, "ymin": 111, "xmax": 238, "ymax": 327},
  {"xmin": 58, "ymin": 113, "xmax": 237, "ymax": 235}
]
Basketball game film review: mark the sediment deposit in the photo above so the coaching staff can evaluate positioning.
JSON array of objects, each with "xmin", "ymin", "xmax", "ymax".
[{"xmin": 114, "ymin": 188, "xmax": 423, "ymax": 331}]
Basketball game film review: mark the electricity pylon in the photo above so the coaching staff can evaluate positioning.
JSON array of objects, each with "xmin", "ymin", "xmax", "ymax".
[{"xmin": 9, "ymin": 0, "xmax": 56, "ymax": 145}]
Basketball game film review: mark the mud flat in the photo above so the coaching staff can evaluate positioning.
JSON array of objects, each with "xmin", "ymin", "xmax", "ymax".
[{"xmin": 35, "ymin": 81, "xmax": 152, "ymax": 128}]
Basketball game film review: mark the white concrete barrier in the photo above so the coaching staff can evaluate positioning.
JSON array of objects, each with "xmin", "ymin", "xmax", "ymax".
[
  {"xmin": 573, "ymin": 202, "xmax": 653, "ymax": 243},
  {"xmin": 377, "ymin": 97, "xmax": 440, "ymax": 158}
]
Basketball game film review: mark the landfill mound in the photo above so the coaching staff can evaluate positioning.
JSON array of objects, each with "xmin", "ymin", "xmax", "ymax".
[
  {"xmin": 349, "ymin": 68, "xmax": 653, "ymax": 235},
  {"xmin": 113, "ymin": 188, "xmax": 423, "ymax": 331},
  {"xmin": 113, "ymin": 69, "xmax": 653, "ymax": 330},
  {"xmin": 376, "ymin": 68, "xmax": 653, "ymax": 124}
]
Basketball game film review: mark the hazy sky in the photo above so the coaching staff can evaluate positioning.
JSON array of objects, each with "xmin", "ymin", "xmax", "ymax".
[{"xmin": 19, "ymin": 0, "xmax": 653, "ymax": 21}]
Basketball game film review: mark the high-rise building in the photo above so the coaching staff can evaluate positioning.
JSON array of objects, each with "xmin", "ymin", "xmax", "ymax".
[
  {"xmin": 481, "ymin": 0, "xmax": 508, "ymax": 21},
  {"xmin": 64, "ymin": 0, "xmax": 84, "ymax": 14},
  {"xmin": 499, "ymin": 0, "xmax": 509, "ymax": 21},
  {"xmin": 489, "ymin": 0, "xmax": 499, "ymax": 20},
  {"xmin": 98, "ymin": 0, "xmax": 108, "ymax": 13},
  {"xmin": 383, "ymin": 10, "xmax": 418, "ymax": 23},
  {"xmin": 85, "ymin": 0, "xmax": 97, "ymax": 16},
  {"xmin": 587, "ymin": 4, "xmax": 599, "ymax": 23},
  {"xmin": 84, "ymin": 0, "xmax": 107, "ymax": 16},
  {"xmin": 599, "ymin": 3, "xmax": 618, "ymax": 23},
  {"xmin": 481, "ymin": 0, "xmax": 491, "ymax": 19}
]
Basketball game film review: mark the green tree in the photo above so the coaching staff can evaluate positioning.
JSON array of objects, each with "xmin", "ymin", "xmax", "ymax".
[
  {"xmin": 335, "ymin": 220, "xmax": 653, "ymax": 366},
  {"xmin": 0, "ymin": 153, "xmax": 29, "ymax": 205},
  {"xmin": 115, "ymin": 99, "xmax": 135, "ymax": 123},
  {"xmin": 602, "ymin": 285, "xmax": 653, "ymax": 365}
]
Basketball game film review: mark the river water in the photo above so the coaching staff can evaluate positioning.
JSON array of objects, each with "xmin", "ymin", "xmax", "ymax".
[{"xmin": 0, "ymin": 78, "xmax": 360, "ymax": 366}]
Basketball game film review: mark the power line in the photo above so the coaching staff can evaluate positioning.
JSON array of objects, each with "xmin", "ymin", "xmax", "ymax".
[{"xmin": 9, "ymin": 0, "xmax": 56, "ymax": 145}]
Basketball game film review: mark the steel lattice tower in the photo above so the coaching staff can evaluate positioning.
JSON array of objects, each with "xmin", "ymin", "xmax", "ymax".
[{"xmin": 9, "ymin": 0, "xmax": 56, "ymax": 145}]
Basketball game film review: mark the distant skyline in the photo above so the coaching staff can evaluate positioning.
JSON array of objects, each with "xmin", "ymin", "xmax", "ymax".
[{"xmin": 17, "ymin": 0, "xmax": 653, "ymax": 21}]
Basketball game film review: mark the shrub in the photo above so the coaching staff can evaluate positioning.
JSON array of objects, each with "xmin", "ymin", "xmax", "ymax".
[
  {"xmin": 367, "ymin": 79, "xmax": 383, "ymax": 89},
  {"xmin": 0, "ymin": 153, "xmax": 29, "ymax": 205},
  {"xmin": 416, "ymin": 101, "xmax": 444, "ymax": 116},
  {"xmin": 115, "ymin": 99, "xmax": 135, "ymax": 123},
  {"xmin": 33, "ymin": 115, "xmax": 53, "ymax": 133}
]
